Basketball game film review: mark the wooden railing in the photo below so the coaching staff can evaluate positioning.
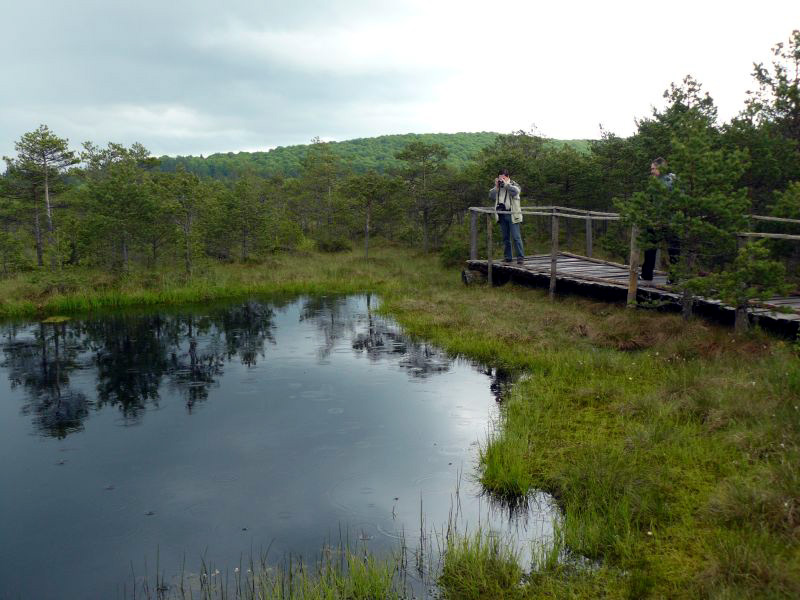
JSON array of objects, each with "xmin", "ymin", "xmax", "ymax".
[
  {"xmin": 468, "ymin": 206, "xmax": 800, "ymax": 305},
  {"xmin": 468, "ymin": 206, "xmax": 629, "ymax": 301},
  {"xmin": 738, "ymin": 215, "xmax": 800, "ymax": 241}
]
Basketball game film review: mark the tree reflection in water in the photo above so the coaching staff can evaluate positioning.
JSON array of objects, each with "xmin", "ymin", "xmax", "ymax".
[
  {"xmin": 1, "ymin": 297, "xmax": 508, "ymax": 438},
  {"xmin": 306, "ymin": 294, "xmax": 452, "ymax": 378},
  {"xmin": 1, "ymin": 323, "xmax": 91, "ymax": 438},
  {"xmin": 0, "ymin": 301, "xmax": 277, "ymax": 436}
]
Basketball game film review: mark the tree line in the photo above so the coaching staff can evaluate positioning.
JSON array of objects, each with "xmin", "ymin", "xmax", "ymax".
[
  {"xmin": 156, "ymin": 132, "xmax": 508, "ymax": 178},
  {"xmin": 0, "ymin": 31, "xmax": 797, "ymax": 325}
]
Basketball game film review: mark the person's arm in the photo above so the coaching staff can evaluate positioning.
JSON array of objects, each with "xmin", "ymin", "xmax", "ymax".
[
  {"xmin": 488, "ymin": 188, "xmax": 497, "ymax": 202},
  {"xmin": 506, "ymin": 181, "xmax": 521, "ymax": 197}
]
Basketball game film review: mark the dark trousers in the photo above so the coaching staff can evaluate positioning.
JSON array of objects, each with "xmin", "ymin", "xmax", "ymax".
[
  {"xmin": 498, "ymin": 214, "xmax": 524, "ymax": 260},
  {"xmin": 641, "ymin": 235, "xmax": 680, "ymax": 280}
]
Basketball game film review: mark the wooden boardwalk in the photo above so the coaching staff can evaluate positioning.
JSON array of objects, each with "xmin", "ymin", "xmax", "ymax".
[{"xmin": 466, "ymin": 253, "xmax": 800, "ymax": 336}]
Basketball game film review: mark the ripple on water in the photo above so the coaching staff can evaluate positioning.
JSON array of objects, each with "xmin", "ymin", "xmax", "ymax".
[
  {"xmin": 412, "ymin": 471, "xmax": 460, "ymax": 495},
  {"xmin": 325, "ymin": 473, "xmax": 382, "ymax": 516}
]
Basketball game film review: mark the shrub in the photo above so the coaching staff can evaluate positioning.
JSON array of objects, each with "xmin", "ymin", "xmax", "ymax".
[{"xmin": 316, "ymin": 237, "xmax": 352, "ymax": 253}]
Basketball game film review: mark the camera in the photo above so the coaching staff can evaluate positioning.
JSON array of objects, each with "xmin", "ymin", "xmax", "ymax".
[
  {"xmin": 497, "ymin": 203, "xmax": 507, "ymax": 212},
  {"xmin": 498, "ymin": 180, "xmax": 505, "ymax": 188}
]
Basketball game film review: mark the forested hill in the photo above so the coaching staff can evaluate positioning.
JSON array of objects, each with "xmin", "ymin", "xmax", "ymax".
[{"xmin": 157, "ymin": 132, "xmax": 590, "ymax": 179}]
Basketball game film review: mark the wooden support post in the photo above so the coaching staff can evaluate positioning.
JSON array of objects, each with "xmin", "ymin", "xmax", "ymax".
[
  {"xmin": 549, "ymin": 213, "xmax": 559, "ymax": 300},
  {"xmin": 627, "ymin": 224, "xmax": 640, "ymax": 307},
  {"xmin": 470, "ymin": 210, "xmax": 478, "ymax": 260},
  {"xmin": 585, "ymin": 215, "xmax": 593, "ymax": 258},
  {"xmin": 487, "ymin": 213, "xmax": 493, "ymax": 286}
]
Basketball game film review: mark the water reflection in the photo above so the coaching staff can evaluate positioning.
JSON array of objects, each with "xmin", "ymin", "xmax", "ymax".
[
  {"xmin": 0, "ymin": 297, "xmax": 508, "ymax": 438},
  {"xmin": 0, "ymin": 296, "xmax": 554, "ymax": 600},
  {"xmin": 90, "ymin": 315, "xmax": 170, "ymax": 418},
  {"xmin": 1, "ymin": 302, "xmax": 278, "ymax": 436},
  {"xmin": 1, "ymin": 323, "xmax": 91, "ymax": 438},
  {"xmin": 350, "ymin": 296, "xmax": 451, "ymax": 378}
]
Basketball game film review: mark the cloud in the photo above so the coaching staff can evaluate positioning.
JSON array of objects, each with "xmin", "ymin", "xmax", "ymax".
[{"xmin": 1, "ymin": 0, "xmax": 799, "ymax": 159}]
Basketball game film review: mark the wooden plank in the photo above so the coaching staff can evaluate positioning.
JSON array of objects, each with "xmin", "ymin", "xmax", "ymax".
[
  {"xmin": 532, "ymin": 251, "xmax": 661, "ymax": 276},
  {"xmin": 765, "ymin": 297, "xmax": 800, "ymax": 303},
  {"xmin": 586, "ymin": 216, "xmax": 593, "ymax": 258},
  {"xmin": 469, "ymin": 205, "xmax": 620, "ymax": 218},
  {"xmin": 559, "ymin": 251, "xmax": 668, "ymax": 276},
  {"xmin": 560, "ymin": 265, "xmax": 627, "ymax": 273},
  {"xmin": 466, "ymin": 260, "xmax": 800, "ymax": 324},
  {"xmin": 487, "ymin": 213, "xmax": 493, "ymax": 285},
  {"xmin": 470, "ymin": 211, "xmax": 478, "ymax": 260},
  {"xmin": 561, "ymin": 266, "xmax": 627, "ymax": 274},
  {"xmin": 556, "ymin": 263, "xmax": 620, "ymax": 271},
  {"xmin": 750, "ymin": 214, "xmax": 800, "ymax": 225},
  {"xmin": 738, "ymin": 232, "xmax": 800, "ymax": 240},
  {"xmin": 627, "ymin": 225, "xmax": 640, "ymax": 306},
  {"xmin": 550, "ymin": 214, "xmax": 559, "ymax": 299},
  {"xmin": 760, "ymin": 298, "xmax": 800, "ymax": 305},
  {"xmin": 466, "ymin": 260, "xmax": 680, "ymax": 298}
]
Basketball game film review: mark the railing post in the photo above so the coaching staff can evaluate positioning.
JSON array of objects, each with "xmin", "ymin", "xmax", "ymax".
[
  {"xmin": 470, "ymin": 209, "xmax": 478, "ymax": 260},
  {"xmin": 627, "ymin": 225, "xmax": 640, "ymax": 307},
  {"xmin": 585, "ymin": 215, "xmax": 593, "ymax": 258},
  {"xmin": 487, "ymin": 213, "xmax": 493, "ymax": 286},
  {"xmin": 550, "ymin": 212, "xmax": 559, "ymax": 300}
]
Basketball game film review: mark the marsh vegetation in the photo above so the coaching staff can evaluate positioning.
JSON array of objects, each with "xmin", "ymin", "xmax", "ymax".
[{"xmin": 1, "ymin": 248, "xmax": 798, "ymax": 598}]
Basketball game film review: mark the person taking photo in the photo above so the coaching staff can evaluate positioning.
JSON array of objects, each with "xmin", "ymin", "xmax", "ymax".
[{"xmin": 489, "ymin": 168, "xmax": 525, "ymax": 264}]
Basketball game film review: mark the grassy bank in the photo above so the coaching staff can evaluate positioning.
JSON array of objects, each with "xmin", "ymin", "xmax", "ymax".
[{"xmin": 4, "ymin": 247, "xmax": 799, "ymax": 598}]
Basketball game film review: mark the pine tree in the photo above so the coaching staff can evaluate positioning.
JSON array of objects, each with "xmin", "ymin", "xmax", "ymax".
[
  {"xmin": 703, "ymin": 240, "xmax": 789, "ymax": 332},
  {"xmin": 3, "ymin": 125, "xmax": 78, "ymax": 267},
  {"xmin": 617, "ymin": 80, "xmax": 751, "ymax": 318},
  {"xmin": 747, "ymin": 30, "xmax": 800, "ymax": 143},
  {"xmin": 80, "ymin": 142, "xmax": 159, "ymax": 271},
  {"xmin": 395, "ymin": 141, "xmax": 448, "ymax": 252},
  {"xmin": 340, "ymin": 172, "xmax": 402, "ymax": 258},
  {"xmin": 156, "ymin": 168, "xmax": 210, "ymax": 277},
  {"xmin": 661, "ymin": 116, "xmax": 750, "ymax": 317}
]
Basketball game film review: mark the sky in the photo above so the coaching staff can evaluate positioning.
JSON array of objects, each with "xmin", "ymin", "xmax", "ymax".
[{"xmin": 1, "ymin": 0, "xmax": 798, "ymax": 159}]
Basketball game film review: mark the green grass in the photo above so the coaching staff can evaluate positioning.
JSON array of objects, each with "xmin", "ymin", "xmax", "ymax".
[
  {"xmin": 439, "ymin": 530, "xmax": 525, "ymax": 600},
  {"xmin": 141, "ymin": 547, "xmax": 405, "ymax": 599},
  {"xmin": 3, "ymin": 246, "xmax": 799, "ymax": 598}
]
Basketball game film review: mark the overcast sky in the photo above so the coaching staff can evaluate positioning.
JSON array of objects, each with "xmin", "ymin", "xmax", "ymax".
[{"xmin": 1, "ymin": 0, "xmax": 798, "ymax": 158}]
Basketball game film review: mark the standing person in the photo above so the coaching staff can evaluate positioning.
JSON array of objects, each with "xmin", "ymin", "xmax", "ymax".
[
  {"xmin": 640, "ymin": 157, "xmax": 679, "ymax": 281},
  {"xmin": 489, "ymin": 168, "xmax": 525, "ymax": 264}
]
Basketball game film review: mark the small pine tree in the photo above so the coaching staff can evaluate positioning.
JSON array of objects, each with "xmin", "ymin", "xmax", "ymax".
[
  {"xmin": 667, "ymin": 116, "xmax": 751, "ymax": 316},
  {"xmin": 699, "ymin": 240, "xmax": 789, "ymax": 332},
  {"xmin": 617, "ymin": 90, "xmax": 751, "ymax": 319}
]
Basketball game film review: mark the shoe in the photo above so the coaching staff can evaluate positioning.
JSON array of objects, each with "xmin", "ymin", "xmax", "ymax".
[
  {"xmin": 502, "ymin": 258, "xmax": 512, "ymax": 263},
  {"xmin": 516, "ymin": 257, "xmax": 524, "ymax": 265}
]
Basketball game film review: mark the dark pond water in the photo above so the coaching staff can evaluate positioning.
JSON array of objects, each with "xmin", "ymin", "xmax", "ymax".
[{"xmin": 0, "ymin": 295, "xmax": 557, "ymax": 599}]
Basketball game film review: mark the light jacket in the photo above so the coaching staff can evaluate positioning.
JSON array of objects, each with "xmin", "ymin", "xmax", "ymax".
[{"xmin": 488, "ymin": 181, "xmax": 523, "ymax": 224}]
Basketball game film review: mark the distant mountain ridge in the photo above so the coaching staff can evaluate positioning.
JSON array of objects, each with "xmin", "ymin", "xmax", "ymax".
[{"xmin": 157, "ymin": 132, "xmax": 590, "ymax": 179}]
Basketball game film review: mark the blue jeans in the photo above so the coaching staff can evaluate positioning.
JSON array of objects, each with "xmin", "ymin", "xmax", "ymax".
[{"xmin": 498, "ymin": 214, "xmax": 524, "ymax": 260}]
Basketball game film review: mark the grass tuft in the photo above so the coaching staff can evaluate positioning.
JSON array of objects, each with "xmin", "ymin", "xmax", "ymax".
[{"xmin": 439, "ymin": 530, "xmax": 525, "ymax": 600}]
